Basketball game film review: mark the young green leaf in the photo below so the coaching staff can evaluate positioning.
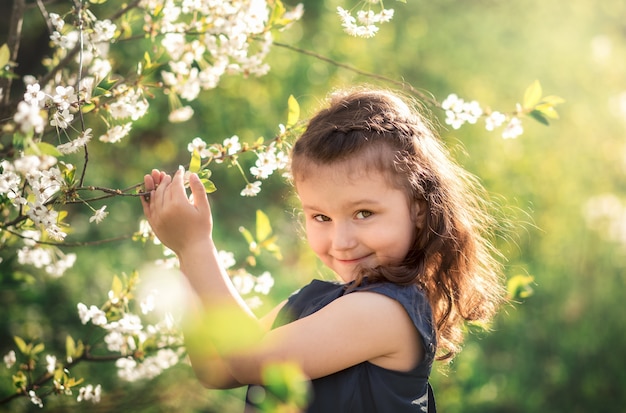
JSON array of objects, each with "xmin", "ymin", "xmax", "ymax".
[
  {"xmin": 287, "ymin": 95, "xmax": 300, "ymax": 128},
  {"xmin": 0, "ymin": 44, "xmax": 10, "ymax": 68},
  {"xmin": 14, "ymin": 336, "xmax": 28, "ymax": 354},
  {"xmin": 256, "ymin": 210, "xmax": 272, "ymax": 242},
  {"xmin": 28, "ymin": 142, "xmax": 62, "ymax": 158},
  {"xmin": 111, "ymin": 274, "xmax": 123, "ymax": 297},
  {"xmin": 202, "ymin": 178, "xmax": 217, "ymax": 193},
  {"xmin": 190, "ymin": 149, "xmax": 201, "ymax": 173},
  {"xmin": 523, "ymin": 80, "xmax": 543, "ymax": 109},
  {"xmin": 66, "ymin": 335, "xmax": 76, "ymax": 362}
]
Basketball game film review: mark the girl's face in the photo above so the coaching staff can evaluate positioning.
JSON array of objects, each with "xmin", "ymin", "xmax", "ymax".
[{"xmin": 296, "ymin": 162, "xmax": 417, "ymax": 283}]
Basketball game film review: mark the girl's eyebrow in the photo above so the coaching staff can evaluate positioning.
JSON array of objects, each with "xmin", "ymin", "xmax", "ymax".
[{"xmin": 301, "ymin": 198, "xmax": 383, "ymax": 211}]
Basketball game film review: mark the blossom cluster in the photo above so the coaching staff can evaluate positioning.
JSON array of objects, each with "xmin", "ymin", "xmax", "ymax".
[
  {"xmin": 2, "ymin": 0, "xmax": 302, "ymax": 282},
  {"xmin": 145, "ymin": 0, "xmax": 303, "ymax": 120},
  {"xmin": 143, "ymin": 226, "xmax": 277, "ymax": 310},
  {"xmin": 337, "ymin": 1, "xmax": 395, "ymax": 38},
  {"xmin": 442, "ymin": 93, "xmax": 524, "ymax": 139},
  {"xmin": 187, "ymin": 134, "xmax": 289, "ymax": 197},
  {"xmin": 76, "ymin": 286, "xmax": 184, "ymax": 385}
]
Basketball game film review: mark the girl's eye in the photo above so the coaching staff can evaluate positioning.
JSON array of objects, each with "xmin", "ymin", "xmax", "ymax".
[
  {"xmin": 313, "ymin": 214, "xmax": 331, "ymax": 222},
  {"xmin": 355, "ymin": 210, "xmax": 373, "ymax": 219}
]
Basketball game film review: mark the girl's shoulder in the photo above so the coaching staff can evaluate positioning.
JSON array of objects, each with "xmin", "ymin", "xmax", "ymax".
[
  {"xmin": 352, "ymin": 281, "xmax": 436, "ymax": 357},
  {"xmin": 274, "ymin": 279, "xmax": 436, "ymax": 357}
]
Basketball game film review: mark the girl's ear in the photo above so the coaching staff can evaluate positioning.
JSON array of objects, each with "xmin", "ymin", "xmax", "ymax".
[{"xmin": 412, "ymin": 199, "xmax": 428, "ymax": 231}]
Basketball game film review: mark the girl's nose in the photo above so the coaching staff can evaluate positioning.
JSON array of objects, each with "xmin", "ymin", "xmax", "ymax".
[{"xmin": 331, "ymin": 222, "xmax": 358, "ymax": 251}]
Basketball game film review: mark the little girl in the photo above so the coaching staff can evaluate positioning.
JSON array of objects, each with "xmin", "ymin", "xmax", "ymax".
[{"xmin": 141, "ymin": 87, "xmax": 505, "ymax": 412}]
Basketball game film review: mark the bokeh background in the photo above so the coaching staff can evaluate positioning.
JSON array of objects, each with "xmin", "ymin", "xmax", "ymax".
[{"xmin": 1, "ymin": 0, "xmax": 625, "ymax": 411}]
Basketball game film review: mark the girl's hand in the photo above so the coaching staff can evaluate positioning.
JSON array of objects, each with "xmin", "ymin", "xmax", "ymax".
[{"xmin": 140, "ymin": 167, "xmax": 213, "ymax": 255}]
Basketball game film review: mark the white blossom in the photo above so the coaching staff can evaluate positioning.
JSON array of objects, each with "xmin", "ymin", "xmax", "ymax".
[
  {"xmin": 218, "ymin": 250, "xmax": 236, "ymax": 269},
  {"xmin": 187, "ymin": 137, "xmax": 212, "ymax": 158},
  {"xmin": 254, "ymin": 271, "xmax": 274, "ymax": 295},
  {"xmin": 50, "ymin": 108, "xmax": 74, "ymax": 129},
  {"xmin": 24, "ymin": 83, "xmax": 46, "ymax": 107},
  {"xmin": 115, "ymin": 349, "xmax": 180, "ymax": 382},
  {"xmin": 91, "ymin": 19, "xmax": 116, "ymax": 43},
  {"xmin": 77, "ymin": 384, "xmax": 102, "ymax": 403},
  {"xmin": 3, "ymin": 350, "xmax": 16, "ymax": 369},
  {"xmin": 485, "ymin": 111, "xmax": 507, "ymax": 131},
  {"xmin": 13, "ymin": 101, "xmax": 46, "ymax": 134},
  {"xmin": 57, "ymin": 128, "xmax": 93, "ymax": 154},
  {"xmin": 108, "ymin": 87, "xmax": 149, "ymax": 121},
  {"xmin": 0, "ymin": 164, "xmax": 20, "ymax": 197},
  {"xmin": 46, "ymin": 354, "xmax": 57, "ymax": 374},
  {"xmin": 49, "ymin": 13, "xmax": 65, "ymax": 31},
  {"xmin": 250, "ymin": 143, "xmax": 288, "ymax": 179},
  {"xmin": 77, "ymin": 303, "xmax": 107, "ymax": 325},
  {"xmin": 241, "ymin": 181, "xmax": 262, "ymax": 197},
  {"xmin": 223, "ymin": 135, "xmax": 242, "ymax": 155},
  {"xmin": 89, "ymin": 206, "xmax": 108, "ymax": 224},
  {"xmin": 52, "ymin": 85, "xmax": 76, "ymax": 112},
  {"xmin": 29, "ymin": 390, "xmax": 43, "ymax": 408},
  {"xmin": 442, "ymin": 94, "xmax": 484, "ymax": 129},
  {"xmin": 337, "ymin": 5, "xmax": 392, "ymax": 38},
  {"xmin": 232, "ymin": 272, "xmax": 256, "ymax": 295},
  {"xmin": 98, "ymin": 123, "xmax": 132, "ymax": 143},
  {"xmin": 140, "ymin": 293, "xmax": 156, "ymax": 315},
  {"xmin": 168, "ymin": 106, "xmax": 194, "ymax": 123},
  {"xmin": 502, "ymin": 117, "xmax": 524, "ymax": 139},
  {"xmin": 45, "ymin": 252, "xmax": 76, "ymax": 278}
]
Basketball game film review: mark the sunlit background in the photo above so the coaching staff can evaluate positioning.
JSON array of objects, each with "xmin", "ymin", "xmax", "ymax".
[{"xmin": 1, "ymin": 0, "xmax": 625, "ymax": 411}]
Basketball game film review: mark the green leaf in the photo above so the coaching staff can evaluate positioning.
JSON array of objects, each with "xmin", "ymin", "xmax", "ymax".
[
  {"xmin": 0, "ymin": 44, "xmax": 10, "ymax": 68},
  {"xmin": 66, "ymin": 335, "xmax": 76, "ymax": 361},
  {"xmin": 111, "ymin": 274, "xmax": 123, "ymax": 297},
  {"xmin": 189, "ymin": 149, "xmax": 201, "ymax": 173},
  {"xmin": 66, "ymin": 376, "xmax": 85, "ymax": 388},
  {"xmin": 523, "ymin": 80, "xmax": 542, "ymax": 109},
  {"xmin": 31, "ymin": 343, "xmax": 45, "ymax": 356},
  {"xmin": 507, "ymin": 275, "xmax": 535, "ymax": 300},
  {"xmin": 286, "ymin": 95, "xmax": 300, "ymax": 128},
  {"xmin": 239, "ymin": 226, "xmax": 255, "ymax": 246},
  {"xmin": 14, "ymin": 336, "xmax": 28, "ymax": 354},
  {"xmin": 268, "ymin": 0, "xmax": 287, "ymax": 27},
  {"xmin": 202, "ymin": 178, "xmax": 217, "ymax": 193},
  {"xmin": 32, "ymin": 142, "xmax": 62, "ymax": 157},
  {"xmin": 255, "ymin": 210, "xmax": 272, "ymax": 242},
  {"xmin": 92, "ymin": 77, "xmax": 117, "ymax": 97},
  {"xmin": 534, "ymin": 103, "xmax": 560, "ymax": 120},
  {"xmin": 541, "ymin": 95, "xmax": 565, "ymax": 106},
  {"xmin": 529, "ymin": 109, "xmax": 550, "ymax": 126},
  {"xmin": 81, "ymin": 102, "xmax": 96, "ymax": 114}
]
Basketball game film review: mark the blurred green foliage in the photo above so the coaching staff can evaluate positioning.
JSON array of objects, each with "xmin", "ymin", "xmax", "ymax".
[{"xmin": 2, "ymin": 0, "xmax": 626, "ymax": 412}]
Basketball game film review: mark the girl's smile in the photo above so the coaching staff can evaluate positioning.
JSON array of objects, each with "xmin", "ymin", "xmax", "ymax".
[{"xmin": 296, "ymin": 162, "xmax": 417, "ymax": 282}]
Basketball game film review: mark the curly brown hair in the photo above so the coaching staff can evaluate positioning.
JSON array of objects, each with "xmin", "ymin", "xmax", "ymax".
[{"xmin": 290, "ymin": 86, "xmax": 506, "ymax": 361}]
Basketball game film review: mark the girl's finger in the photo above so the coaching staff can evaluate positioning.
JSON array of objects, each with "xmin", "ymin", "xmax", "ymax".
[
  {"xmin": 141, "ymin": 174, "xmax": 154, "ymax": 215},
  {"xmin": 188, "ymin": 172, "xmax": 211, "ymax": 214}
]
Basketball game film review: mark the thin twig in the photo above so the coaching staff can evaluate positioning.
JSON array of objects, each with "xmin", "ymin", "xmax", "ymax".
[
  {"xmin": 0, "ymin": 0, "xmax": 26, "ymax": 108},
  {"xmin": 271, "ymin": 41, "xmax": 441, "ymax": 109}
]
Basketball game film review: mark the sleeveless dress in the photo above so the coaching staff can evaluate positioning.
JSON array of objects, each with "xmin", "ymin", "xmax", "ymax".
[{"xmin": 245, "ymin": 278, "xmax": 437, "ymax": 413}]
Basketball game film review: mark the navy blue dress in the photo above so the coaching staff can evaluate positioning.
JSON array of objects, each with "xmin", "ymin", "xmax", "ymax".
[{"xmin": 245, "ymin": 278, "xmax": 437, "ymax": 413}]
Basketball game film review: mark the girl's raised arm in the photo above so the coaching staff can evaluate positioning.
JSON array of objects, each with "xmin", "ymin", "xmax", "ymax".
[{"xmin": 141, "ymin": 168, "xmax": 422, "ymax": 387}]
